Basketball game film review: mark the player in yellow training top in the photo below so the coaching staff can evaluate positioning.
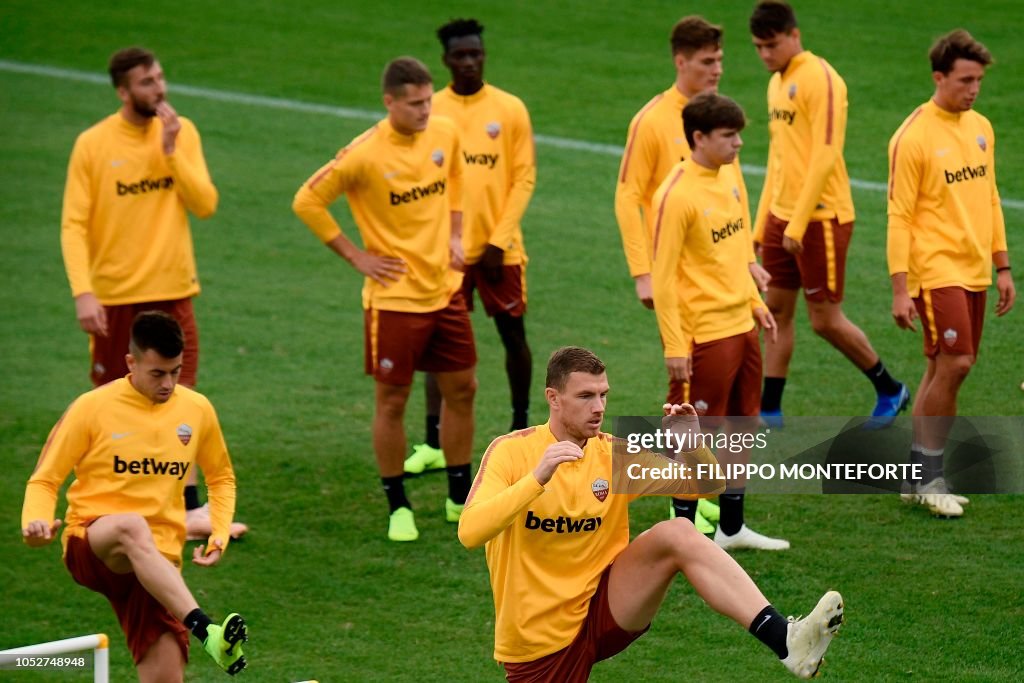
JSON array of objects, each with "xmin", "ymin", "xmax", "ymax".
[
  {"xmin": 460, "ymin": 346, "xmax": 843, "ymax": 681},
  {"xmin": 293, "ymin": 58, "xmax": 477, "ymax": 542},
  {"xmin": 21, "ymin": 312, "xmax": 247, "ymax": 679},
  {"xmin": 406, "ymin": 18, "xmax": 537, "ymax": 475},
  {"xmin": 887, "ymin": 30, "xmax": 1014, "ymax": 518},
  {"xmin": 615, "ymin": 16, "xmax": 774, "ymax": 532},
  {"xmin": 60, "ymin": 46, "xmax": 246, "ymax": 546},
  {"xmin": 651, "ymin": 93, "xmax": 789, "ymax": 551},
  {"xmin": 749, "ymin": 2, "xmax": 908, "ymax": 426}
]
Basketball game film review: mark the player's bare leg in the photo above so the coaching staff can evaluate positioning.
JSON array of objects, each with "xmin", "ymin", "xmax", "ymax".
[
  {"xmin": 434, "ymin": 367, "xmax": 477, "ymax": 467},
  {"xmin": 764, "ymin": 286, "xmax": 798, "ymax": 378},
  {"xmin": 374, "ymin": 381, "xmax": 413, "ymax": 476},
  {"xmin": 135, "ymin": 632, "xmax": 185, "ymax": 683},
  {"xmin": 434, "ymin": 367, "xmax": 477, "ymax": 522},
  {"xmin": 805, "ymin": 299, "xmax": 878, "ymax": 369},
  {"xmin": 609, "ymin": 518, "xmax": 766, "ymax": 631},
  {"xmin": 87, "ymin": 514, "xmax": 199, "ymax": 619},
  {"xmin": 608, "ymin": 517, "xmax": 843, "ymax": 678}
]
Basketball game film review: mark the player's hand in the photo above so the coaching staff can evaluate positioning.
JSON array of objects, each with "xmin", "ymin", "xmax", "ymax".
[
  {"xmin": 754, "ymin": 241, "xmax": 763, "ymax": 261},
  {"xmin": 449, "ymin": 234, "xmax": 466, "ymax": 272},
  {"xmin": 754, "ymin": 307, "xmax": 778, "ymax": 342},
  {"xmin": 661, "ymin": 403, "xmax": 701, "ymax": 452},
  {"xmin": 749, "ymin": 261, "xmax": 771, "ymax": 292},
  {"xmin": 995, "ymin": 269, "xmax": 1016, "ymax": 317},
  {"xmin": 75, "ymin": 293, "xmax": 108, "ymax": 336},
  {"xmin": 349, "ymin": 250, "xmax": 406, "ymax": 285},
  {"xmin": 892, "ymin": 291, "xmax": 918, "ymax": 331},
  {"xmin": 533, "ymin": 441, "xmax": 583, "ymax": 485},
  {"xmin": 22, "ymin": 519, "xmax": 62, "ymax": 547},
  {"xmin": 782, "ymin": 235, "xmax": 803, "ymax": 255},
  {"xmin": 634, "ymin": 273, "xmax": 654, "ymax": 309},
  {"xmin": 156, "ymin": 101, "xmax": 181, "ymax": 155},
  {"xmin": 480, "ymin": 244, "xmax": 504, "ymax": 283},
  {"xmin": 665, "ymin": 356, "xmax": 691, "ymax": 383},
  {"xmin": 192, "ymin": 538, "xmax": 224, "ymax": 566}
]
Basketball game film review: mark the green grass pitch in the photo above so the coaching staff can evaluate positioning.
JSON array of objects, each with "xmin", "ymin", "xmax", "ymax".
[{"xmin": 1, "ymin": 1, "xmax": 1022, "ymax": 680}]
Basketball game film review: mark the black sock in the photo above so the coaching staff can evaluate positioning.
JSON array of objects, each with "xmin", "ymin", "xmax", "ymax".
[
  {"xmin": 864, "ymin": 360, "xmax": 901, "ymax": 396},
  {"xmin": 381, "ymin": 475, "xmax": 411, "ymax": 513},
  {"xmin": 718, "ymin": 493, "xmax": 744, "ymax": 536},
  {"xmin": 425, "ymin": 415, "xmax": 441, "ymax": 449},
  {"xmin": 749, "ymin": 605, "xmax": 790, "ymax": 659},
  {"xmin": 671, "ymin": 498, "xmax": 697, "ymax": 523},
  {"xmin": 184, "ymin": 608, "xmax": 213, "ymax": 642},
  {"xmin": 184, "ymin": 485, "xmax": 201, "ymax": 511},
  {"xmin": 511, "ymin": 408, "xmax": 529, "ymax": 431},
  {"xmin": 446, "ymin": 464, "xmax": 472, "ymax": 505},
  {"xmin": 761, "ymin": 377, "xmax": 786, "ymax": 413},
  {"xmin": 910, "ymin": 445, "xmax": 944, "ymax": 486}
]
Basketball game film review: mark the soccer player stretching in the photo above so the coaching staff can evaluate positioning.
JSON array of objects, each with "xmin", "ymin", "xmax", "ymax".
[
  {"xmin": 22, "ymin": 312, "xmax": 247, "ymax": 679},
  {"xmin": 887, "ymin": 30, "xmax": 1014, "ymax": 517},
  {"xmin": 460, "ymin": 346, "xmax": 843, "ymax": 680}
]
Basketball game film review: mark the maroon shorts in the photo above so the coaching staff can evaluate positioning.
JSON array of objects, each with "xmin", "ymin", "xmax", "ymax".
[
  {"xmin": 364, "ymin": 291, "xmax": 477, "ymax": 385},
  {"xmin": 461, "ymin": 263, "xmax": 527, "ymax": 317},
  {"xmin": 761, "ymin": 212, "xmax": 851, "ymax": 302},
  {"xmin": 503, "ymin": 564, "xmax": 648, "ymax": 682},
  {"xmin": 65, "ymin": 534, "xmax": 189, "ymax": 666},
  {"xmin": 914, "ymin": 286, "xmax": 986, "ymax": 358},
  {"xmin": 90, "ymin": 298, "xmax": 199, "ymax": 387},
  {"xmin": 666, "ymin": 328, "xmax": 762, "ymax": 418}
]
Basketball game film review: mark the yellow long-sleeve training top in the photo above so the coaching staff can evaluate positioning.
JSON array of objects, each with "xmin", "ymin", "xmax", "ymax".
[
  {"xmin": 432, "ymin": 83, "xmax": 535, "ymax": 265},
  {"xmin": 459, "ymin": 423, "xmax": 719, "ymax": 663},
  {"xmin": 651, "ymin": 159, "xmax": 764, "ymax": 357},
  {"xmin": 754, "ymin": 51, "xmax": 855, "ymax": 244},
  {"xmin": 293, "ymin": 117, "xmax": 464, "ymax": 313},
  {"xmin": 887, "ymin": 100, "xmax": 1007, "ymax": 295},
  {"xmin": 22, "ymin": 378, "xmax": 236, "ymax": 566},
  {"xmin": 616, "ymin": 86, "xmax": 749, "ymax": 277},
  {"xmin": 61, "ymin": 113, "xmax": 218, "ymax": 304}
]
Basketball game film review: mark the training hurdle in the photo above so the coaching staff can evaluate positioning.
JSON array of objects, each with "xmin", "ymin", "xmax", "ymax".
[{"xmin": 0, "ymin": 633, "xmax": 109, "ymax": 682}]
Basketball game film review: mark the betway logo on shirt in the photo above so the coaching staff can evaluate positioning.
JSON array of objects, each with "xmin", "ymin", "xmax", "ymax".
[
  {"xmin": 944, "ymin": 164, "xmax": 988, "ymax": 185},
  {"xmin": 769, "ymin": 108, "xmax": 797, "ymax": 125},
  {"xmin": 711, "ymin": 217, "xmax": 744, "ymax": 243},
  {"xmin": 390, "ymin": 179, "xmax": 446, "ymax": 205},
  {"xmin": 117, "ymin": 176, "xmax": 174, "ymax": 195},
  {"xmin": 113, "ymin": 454, "xmax": 191, "ymax": 480},
  {"xmin": 463, "ymin": 151, "xmax": 499, "ymax": 169},
  {"xmin": 524, "ymin": 510, "xmax": 603, "ymax": 533}
]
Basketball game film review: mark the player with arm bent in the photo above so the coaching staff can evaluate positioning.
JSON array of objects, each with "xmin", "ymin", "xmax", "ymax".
[
  {"xmin": 22, "ymin": 312, "xmax": 248, "ymax": 679},
  {"xmin": 460, "ymin": 346, "xmax": 844, "ymax": 680},
  {"xmin": 293, "ymin": 57, "xmax": 477, "ymax": 541}
]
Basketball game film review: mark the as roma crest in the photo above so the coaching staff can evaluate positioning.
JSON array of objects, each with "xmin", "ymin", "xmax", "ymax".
[
  {"xmin": 177, "ymin": 424, "xmax": 193, "ymax": 446},
  {"xmin": 592, "ymin": 478, "xmax": 609, "ymax": 502},
  {"xmin": 943, "ymin": 328, "xmax": 958, "ymax": 346}
]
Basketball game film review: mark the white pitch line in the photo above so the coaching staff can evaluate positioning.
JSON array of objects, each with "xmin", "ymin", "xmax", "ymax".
[{"xmin": 3, "ymin": 58, "xmax": 1022, "ymax": 211}]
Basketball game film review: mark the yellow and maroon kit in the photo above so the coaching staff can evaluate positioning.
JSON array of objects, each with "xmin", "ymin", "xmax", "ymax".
[
  {"xmin": 887, "ymin": 99, "xmax": 1006, "ymax": 357},
  {"xmin": 293, "ymin": 116, "xmax": 464, "ymax": 313},
  {"xmin": 616, "ymin": 86, "xmax": 748, "ymax": 278},
  {"xmin": 432, "ymin": 83, "xmax": 535, "ymax": 266},
  {"xmin": 754, "ymin": 50, "xmax": 854, "ymax": 244},
  {"xmin": 22, "ymin": 378, "xmax": 237, "ymax": 566},
  {"xmin": 650, "ymin": 159, "xmax": 764, "ymax": 413},
  {"xmin": 62, "ymin": 113, "xmax": 218, "ymax": 305}
]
